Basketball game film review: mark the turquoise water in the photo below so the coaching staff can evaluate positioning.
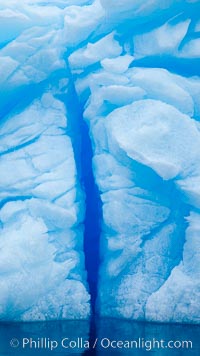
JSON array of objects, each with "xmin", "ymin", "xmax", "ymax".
[{"xmin": 0, "ymin": 318, "xmax": 199, "ymax": 355}]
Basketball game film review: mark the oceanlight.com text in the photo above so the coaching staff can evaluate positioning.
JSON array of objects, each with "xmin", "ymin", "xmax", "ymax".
[{"xmin": 10, "ymin": 337, "xmax": 193, "ymax": 352}]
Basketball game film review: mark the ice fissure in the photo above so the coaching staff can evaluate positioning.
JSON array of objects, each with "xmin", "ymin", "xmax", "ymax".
[
  {"xmin": 0, "ymin": 0, "xmax": 200, "ymax": 324},
  {"xmin": 81, "ymin": 118, "xmax": 102, "ymax": 314},
  {"xmin": 61, "ymin": 62, "xmax": 102, "ymax": 314}
]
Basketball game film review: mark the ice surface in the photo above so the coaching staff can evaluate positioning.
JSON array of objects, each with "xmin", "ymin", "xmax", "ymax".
[
  {"xmin": 146, "ymin": 212, "xmax": 200, "ymax": 323},
  {"xmin": 0, "ymin": 91, "xmax": 90, "ymax": 321},
  {"xmin": 106, "ymin": 99, "xmax": 200, "ymax": 180},
  {"xmin": 180, "ymin": 38, "xmax": 200, "ymax": 58},
  {"xmin": 74, "ymin": 0, "xmax": 200, "ymax": 323},
  {"xmin": 0, "ymin": 0, "xmax": 200, "ymax": 323},
  {"xmin": 101, "ymin": 55, "xmax": 134, "ymax": 74},
  {"xmin": 134, "ymin": 20, "xmax": 190, "ymax": 58},
  {"xmin": 127, "ymin": 68, "xmax": 194, "ymax": 116},
  {"xmin": 69, "ymin": 32, "xmax": 122, "ymax": 69}
]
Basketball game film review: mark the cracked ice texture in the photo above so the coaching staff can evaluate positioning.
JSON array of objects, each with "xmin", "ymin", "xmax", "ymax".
[
  {"xmin": 72, "ymin": 1, "xmax": 200, "ymax": 323},
  {"xmin": 0, "ymin": 93, "xmax": 90, "ymax": 321},
  {"xmin": 0, "ymin": 0, "xmax": 96, "ymax": 320},
  {"xmin": 0, "ymin": 0, "xmax": 200, "ymax": 323}
]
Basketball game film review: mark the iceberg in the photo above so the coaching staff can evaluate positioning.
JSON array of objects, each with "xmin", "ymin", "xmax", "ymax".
[{"xmin": 0, "ymin": 0, "xmax": 200, "ymax": 323}]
